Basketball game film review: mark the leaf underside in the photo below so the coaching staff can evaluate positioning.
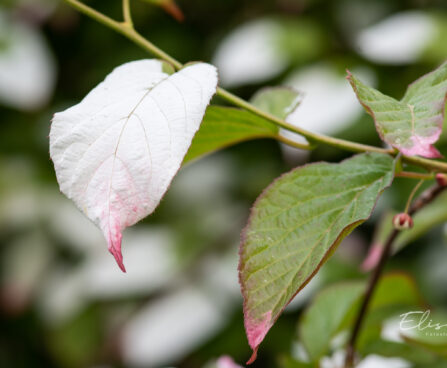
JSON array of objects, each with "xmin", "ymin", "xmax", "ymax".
[
  {"xmin": 348, "ymin": 61, "xmax": 447, "ymax": 158},
  {"xmin": 238, "ymin": 152, "xmax": 395, "ymax": 363},
  {"xmin": 50, "ymin": 59, "xmax": 218, "ymax": 271}
]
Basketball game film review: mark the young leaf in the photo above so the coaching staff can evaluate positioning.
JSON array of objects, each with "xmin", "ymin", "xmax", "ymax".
[
  {"xmin": 239, "ymin": 152, "xmax": 395, "ymax": 363},
  {"xmin": 184, "ymin": 106, "xmax": 278, "ymax": 164},
  {"xmin": 348, "ymin": 61, "xmax": 447, "ymax": 158},
  {"xmin": 250, "ymin": 87, "xmax": 302, "ymax": 120},
  {"xmin": 50, "ymin": 60, "xmax": 217, "ymax": 271}
]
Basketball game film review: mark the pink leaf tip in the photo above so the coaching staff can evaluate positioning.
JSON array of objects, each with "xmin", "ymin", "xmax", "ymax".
[
  {"xmin": 400, "ymin": 134, "xmax": 442, "ymax": 159},
  {"xmin": 361, "ymin": 244, "xmax": 383, "ymax": 272},
  {"xmin": 244, "ymin": 311, "xmax": 272, "ymax": 364},
  {"xmin": 107, "ymin": 228, "xmax": 126, "ymax": 272}
]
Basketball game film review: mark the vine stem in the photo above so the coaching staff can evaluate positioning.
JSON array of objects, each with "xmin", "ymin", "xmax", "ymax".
[
  {"xmin": 344, "ymin": 183, "xmax": 447, "ymax": 368},
  {"xmin": 122, "ymin": 0, "xmax": 133, "ymax": 26},
  {"xmin": 61, "ymin": 0, "xmax": 447, "ymax": 174},
  {"xmin": 395, "ymin": 171, "xmax": 434, "ymax": 180}
]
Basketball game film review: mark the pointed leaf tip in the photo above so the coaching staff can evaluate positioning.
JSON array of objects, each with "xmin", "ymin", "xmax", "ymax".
[
  {"xmin": 107, "ymin": 229, "xmax": 126, "ymax": 272},
  {"xmin": 244, "ymin": 310, "xmax": 271, "ymax": 363}
]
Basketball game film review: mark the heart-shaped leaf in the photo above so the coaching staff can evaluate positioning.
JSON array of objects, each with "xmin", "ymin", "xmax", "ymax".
[
  {"xmin": 348, "ymin": 61, "xmax": 447, "ymax": 158},
  {"xmin": 239, "ymin": 152, "xmax": 395, "ymax": 363},
  {"xmin": 50, "ymin": 59, "xmax": 217, "ymax": 271}
]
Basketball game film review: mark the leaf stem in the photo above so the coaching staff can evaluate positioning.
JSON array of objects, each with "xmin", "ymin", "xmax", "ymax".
[
  {"xmin": 61, "ymin": 0, "xmax": 447, "ymax": 174},
  {"xmin": 275, "ymin": 135, "xmax": 314, "ymax": 151},
  {"xmin": 395, "ymin": 171, "xmax": 434, "ymax": 180},
  {"xmin": 344, "ymin": 183, "xmax": 447, "ymax": 367},
  {"xmin": 122, "ymin": 0, "xmax": 133, "ymax": 26},
  {"xmin": 404, "ymin": 179, "xmax": 424, "ymax": 214}
]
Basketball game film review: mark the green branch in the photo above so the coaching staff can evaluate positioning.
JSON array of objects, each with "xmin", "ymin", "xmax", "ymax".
[
  {"xmin": 61, "ymin": 0, "xmax": 447, "ymax": 173},
  {"xmin": 122, "ymin": 0, "xmax": 133, "ymax": 26}
]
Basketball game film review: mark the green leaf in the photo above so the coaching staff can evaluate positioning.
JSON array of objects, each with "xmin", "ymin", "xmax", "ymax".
[
  {"xmin": 361, "ymin": 339, "xmax": 437, "ymax": 365},
  {"xmin": 251, "ymin": 87, "xmax": 302, "ymax": 120},
  {"xmin": 370, "ymin": 272, "xmax": 422, "ymax": 310},
  {"xmin": 299, "ymin": 281, "xmax": 365, "ymax": 361},
  {"xmin": 401, "ymin": 310, "xmax": 447, "ymax": 358},
  {"xmin": 183, "ymin": 106, "xmax": 279, "ymax": 164},
  {"xmin": 298, "ymin": 273, "xmax": 421, "ymax": 362},
  {"xmin": 278, "ymin": 356, "xmax": 314, "ymax": 368},
  {"xmin": 239, "ymin": 152, "xmax": 396, "ymax": 362},
  {"xmin": 357, "ymin": 272, "xmax": 424, "ymax": 349},
  {"xmin": 348, "ymin": 62, "xmax": 447, "ymax": 158}
]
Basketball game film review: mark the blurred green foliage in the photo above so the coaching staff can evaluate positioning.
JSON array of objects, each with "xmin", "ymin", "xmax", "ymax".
[{"xmin": 0, "ymin": 0, "xmax": 447, "ymax": 367}]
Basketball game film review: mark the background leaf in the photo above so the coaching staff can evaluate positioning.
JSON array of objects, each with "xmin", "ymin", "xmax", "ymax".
[
  {"xmin": 298, "ymin": 273, "xmax": 423, "ymax": 363},
  {"xmin": 299, "ymin": 281, "xmax": 364, "ymax": 361},
  {"xmin": 239, "ymin": 152, "xmax": 395, "ymax": 362},
  {"xmin": 363, "ymin": 190, "xmax": 447, "ymax": 271},
  {"xmin": 184, "ymin": 106, "xmax": 279, "ymax": 164},
  {"xmin": 250, "ymin": 87, "xmax": 302, "ymax": 120}
]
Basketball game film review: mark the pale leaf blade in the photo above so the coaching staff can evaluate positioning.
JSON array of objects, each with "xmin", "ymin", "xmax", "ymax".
[{"xmin": 50, "ymin": 60, "xmax": 218, "ymax": 271}]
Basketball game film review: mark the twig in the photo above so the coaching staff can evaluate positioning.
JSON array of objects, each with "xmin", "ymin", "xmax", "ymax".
[
  {"xmin": 395, "ymin": 171, "xmax": 434, "ymax": 180},
  {"xmin": 61, "ymin": 0, "xmax": 447, "ymax": 174},
  {"xmin": 122, "ymin": 0, "xmax": 133, "ymax": 26},
  {"xmin": 344, "ymin": 183, "xmax": 447, "ymax": 367}
]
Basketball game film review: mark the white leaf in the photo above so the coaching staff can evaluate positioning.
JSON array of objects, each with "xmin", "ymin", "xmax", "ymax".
[{"xmin": 50, "ymin": 59, "xmax": 218, "ymax": 271}]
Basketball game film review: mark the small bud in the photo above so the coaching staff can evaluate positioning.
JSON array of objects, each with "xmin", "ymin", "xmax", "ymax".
[
  {"xmin": 436, "ymin": 173, "xmax": 447, "ymax": 187},
  {"xmin": 393, "ymin": 213, "xmax": 414, "ymax": 230}
]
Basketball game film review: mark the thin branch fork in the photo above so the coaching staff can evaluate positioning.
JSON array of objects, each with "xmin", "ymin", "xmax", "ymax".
[
  {"xmin": 344, "ymin": 183, "xmax": 447, "ymax": 367},
  {"xmin": 62, "ymin": 0, "xmax": 447, "ymax": 174}
]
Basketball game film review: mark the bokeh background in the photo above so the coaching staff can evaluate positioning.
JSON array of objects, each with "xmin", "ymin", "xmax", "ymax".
[{"xmin": 1, "ymin": 0, "xmax": 447, "ymax": 367}]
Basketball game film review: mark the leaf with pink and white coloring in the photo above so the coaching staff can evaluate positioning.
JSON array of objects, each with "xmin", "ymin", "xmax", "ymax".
[
  {"xmin": 50, "ymin": 59, "xmax": 217, "ymax": 272},
  {"xmin": 348, "ymin": 61, "xmax": 447, "ymax": 158}
]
